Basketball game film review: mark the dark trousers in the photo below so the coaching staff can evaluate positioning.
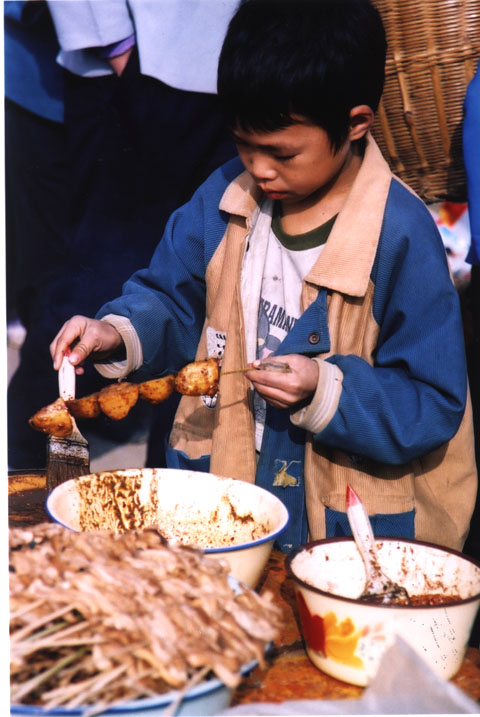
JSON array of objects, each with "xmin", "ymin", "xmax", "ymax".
[
  {"xmin": 6, "ymin": 100, "xmax": 71, "ymax": 469},
  {"xmin": 5, "ymin": 100, "xmax": 68, "ymax": 326},
  {"xmin": 7, "ymin": 49, "xmax": 236, "ymax": 468},
  {"xmin": 463, "ymin": 265, "xmax": 480, "ymax": 561}
]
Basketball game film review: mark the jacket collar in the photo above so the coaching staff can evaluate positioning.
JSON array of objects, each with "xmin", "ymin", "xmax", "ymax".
[
  {"xmin": 219, "ymin": 168, "xmax": 263, "ymax": 229},
  {"xmin": 220, "ymin": 134, "xmax": 393, "ymax": 297}
]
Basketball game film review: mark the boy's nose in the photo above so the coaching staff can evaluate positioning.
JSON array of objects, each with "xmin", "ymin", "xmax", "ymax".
[{"xmin": 247, "ymin": 154, "xmax": 277, "ymax": 182}]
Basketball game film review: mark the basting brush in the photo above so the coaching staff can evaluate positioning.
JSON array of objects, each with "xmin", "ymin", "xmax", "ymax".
[{"xmin": 46, "ymin": 353, "xmax": 90, "ymax": 493}]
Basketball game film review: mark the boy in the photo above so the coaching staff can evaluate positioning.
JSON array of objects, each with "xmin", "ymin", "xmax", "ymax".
[{"xmin": 50, "ymin": 0, "xmax": 476, "ymax": 553}]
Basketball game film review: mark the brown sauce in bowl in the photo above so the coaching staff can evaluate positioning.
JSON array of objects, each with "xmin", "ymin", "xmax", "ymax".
[
  {"xmin": 408, "ymin": 593, "xmax": 462, "ymax": 606},
  {"xmin": 359, "ymin": 592, "xmax": 463, "ymax": 606}
]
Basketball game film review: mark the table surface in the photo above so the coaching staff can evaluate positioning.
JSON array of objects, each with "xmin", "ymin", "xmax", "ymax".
[{"xmin": 8, "ymin": 471, "xmax": 480, "ymax": 708}]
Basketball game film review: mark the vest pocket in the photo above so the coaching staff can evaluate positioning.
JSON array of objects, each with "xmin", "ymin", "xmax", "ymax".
[
  {"xmin": 325, "ymin": 506, "xmax": 415, "ymax": 539},
  {"xmin": 307, "ymin": 448, "xmax": 417, "ymax": 518}
]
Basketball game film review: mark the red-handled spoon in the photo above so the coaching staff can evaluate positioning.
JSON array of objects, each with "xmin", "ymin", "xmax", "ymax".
[{"xmin": 346, "ymin": 484, "xmax": 410, "ymax": 604}]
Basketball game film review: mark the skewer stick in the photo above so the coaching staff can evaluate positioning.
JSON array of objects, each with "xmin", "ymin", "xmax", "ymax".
[
  {"xmin": 220, "ymin": 367, "xmax": 255, "ymax": 376},
  {"xmin": 221, "ymin": 360, "xmax": 292, "ymax": 377},
  {"xmin": 10, "ymin": 647, "xmax": 89, "ymax": 703},
  {"xmin": 10, "ymin": 604, "xmax": 77, "ymax": 643}
]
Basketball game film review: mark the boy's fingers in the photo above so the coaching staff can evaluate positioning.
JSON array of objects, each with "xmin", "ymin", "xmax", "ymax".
[
  {"xmin": 53, "ymin": 343, "xmax": 78, "ymax": 371},
  {"xmin": 51, "ymin": 335, "xmax": 71, "ymax": 371},
  {"xmin": 51, "ymin": 318, "xmax": 123, "ymax": 371},
  {"xmin": 69, "ymin": 342, "xmax": 90, "ymax": 365},
  {"xmin": 246, "ymin": 369, "xmax": 287, "ymax": 388},
  {"xmin": 50, "ymin": 316, "xmax": 89, "ymax": 370}
]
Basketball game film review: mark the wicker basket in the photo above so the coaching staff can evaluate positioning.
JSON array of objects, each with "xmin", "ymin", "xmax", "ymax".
[{"xmin": 370, "ymin": 0, "xmax": 480, "ymax": 202}]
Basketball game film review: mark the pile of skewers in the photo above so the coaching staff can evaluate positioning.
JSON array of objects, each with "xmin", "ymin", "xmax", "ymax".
[{"xmin": 10, "ymin": 523, "xmax": 282, "ymax": 713}]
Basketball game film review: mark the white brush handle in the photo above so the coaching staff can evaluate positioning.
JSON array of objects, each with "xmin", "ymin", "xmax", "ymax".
[{"xmin": 59, "ymin": 353, "xmax": 76, "ymax": 401}]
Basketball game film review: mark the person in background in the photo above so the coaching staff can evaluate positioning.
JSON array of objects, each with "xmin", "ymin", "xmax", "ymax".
[
  {"xmin": 462, "ymin": 59, "xmax": 480, "ymax": 561},
  {"xmin": 5, "ymin": 1, "xmax": 66, "ymax": 336},
  {"xmin": 50, "ymin": 0, "xmax": 476, "ymax": 554},
  {"xmin": 7, "ymin": 0, "xmax": 240, "ymax": 469},
  {"xmin": 5, "ymin": 0, "xmax": 68, "ymax": 462}
]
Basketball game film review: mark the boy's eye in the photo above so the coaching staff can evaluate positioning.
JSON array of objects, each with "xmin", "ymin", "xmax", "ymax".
[{"xmin": 274, "ymin": 154, "xmax": 296, "ymax": 162}]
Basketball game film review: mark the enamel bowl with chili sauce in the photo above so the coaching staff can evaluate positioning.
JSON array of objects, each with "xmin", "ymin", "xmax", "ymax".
[
  {"xmin": 46, "ymin": 468, "xmax": 289, "ymax": 588},
  {"xmin": 286, "ymin": 537, "xmax": 480, "ymax": 686}
]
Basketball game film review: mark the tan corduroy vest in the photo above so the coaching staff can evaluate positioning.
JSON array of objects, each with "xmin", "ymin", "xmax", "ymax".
[{"xmin": 170, "ymin": 136, "xmax": 477, "ymax": 551}]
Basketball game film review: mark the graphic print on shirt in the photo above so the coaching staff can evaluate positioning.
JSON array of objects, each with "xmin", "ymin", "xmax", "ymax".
[
  {"xmin": 254, "ymin": 296, "xmax": 298, "ymax": 429},
  {"xmin": 253, "ymin": 231, "xmax": 324, "ymax": 452},
  {"xmin": 201, "ymin": 327, "xmax": 226, "ymax": 409},
  {"xmin": 258, "ymin": 298, "xmax": 297, "ymax": 353}
]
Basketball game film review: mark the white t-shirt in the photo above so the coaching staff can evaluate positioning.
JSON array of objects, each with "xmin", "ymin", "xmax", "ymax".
[{"xmin": 241, "ymin": 199, "xmax": 336, "ymax": 450}]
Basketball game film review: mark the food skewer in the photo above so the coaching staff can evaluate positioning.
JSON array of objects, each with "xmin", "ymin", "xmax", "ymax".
[{"xmin": 29, "ymin": 357, "xmax": 292, "ymax": 439}]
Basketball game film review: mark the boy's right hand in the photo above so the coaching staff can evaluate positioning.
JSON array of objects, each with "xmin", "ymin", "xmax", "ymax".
[{"xmin": 50, "ymin": 316, "xmax": 124, "ymax": 373}]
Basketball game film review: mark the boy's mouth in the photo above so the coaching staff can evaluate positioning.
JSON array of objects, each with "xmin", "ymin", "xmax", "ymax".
[{"xmin": 263, "ymin": 189, "xmax": 287, "ymax": 200}]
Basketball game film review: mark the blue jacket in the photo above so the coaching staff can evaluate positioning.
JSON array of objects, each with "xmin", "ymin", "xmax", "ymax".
[
  {"xmin": 97, "ymin": 136, "xmax": 476, "ymax": 553},
  {"xmin": 464, "ymin": 59, "xmax": 480, "ymax": 264}
]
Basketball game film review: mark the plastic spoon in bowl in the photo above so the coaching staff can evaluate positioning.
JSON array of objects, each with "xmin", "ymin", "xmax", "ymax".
[{"xmin": 346, "ymin": 484, "xmax": 410, "ymax": 605}]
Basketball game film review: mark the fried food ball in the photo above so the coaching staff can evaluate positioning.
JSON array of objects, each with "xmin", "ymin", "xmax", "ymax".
[
  {"xmin": 98, "ymin": 382, "xmax": 139, "ymax": 420},
  {"xmin": 138, "ymin": 374, "xmax": 176, "ymax": 404},
  {"xmin": 66, "ymin": 393, "xmax": 101, "ymax": 419},
  {"xmin": 29, "ymin": 398, "xmax": 73, "ymax": 438},
  {"xmin": 174, "ymin": 358, "xmax": 219, "ymax": 397}
]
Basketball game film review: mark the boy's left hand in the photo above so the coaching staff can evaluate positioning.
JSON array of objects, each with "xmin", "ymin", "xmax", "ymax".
[{"xmin": 245, "ymin": 354, "xmax": 319, "ymax": 409}]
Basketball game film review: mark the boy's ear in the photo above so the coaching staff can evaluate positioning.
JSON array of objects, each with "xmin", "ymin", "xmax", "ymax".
[{"xmin": 348, "ymin": 105, "xmax": 375, "ymax": 141}]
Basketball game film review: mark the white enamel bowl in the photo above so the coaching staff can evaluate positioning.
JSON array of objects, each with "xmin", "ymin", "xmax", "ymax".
[
  {"xmin": 12, "ymin": 681, "xmax": 228, "ymax": 715},
  {"xmin": 46, "ymin": 468, "xmax": 289, "ymax": 588},
  {"xmin": 11, "ymin": 659, "xmax": 256, "ymax": 716},
  {"xmin": 286, "ymin": 537, "xmax": 480, "ymax": 686}
]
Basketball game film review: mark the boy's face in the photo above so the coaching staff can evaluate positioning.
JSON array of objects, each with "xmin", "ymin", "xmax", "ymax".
[{"xmin": 232, "ymin": 116, "xmax": 353, "ymax": 209}]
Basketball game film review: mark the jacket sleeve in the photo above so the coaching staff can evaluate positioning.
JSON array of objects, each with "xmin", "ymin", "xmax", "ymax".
[
  {"xmin": 47, "ymin": 0, "xmax": 134, "ymax": 50},
  {"xmin": 314, "ymin": 183, "xmax": 468, "ymax": 464},
  {"xmin": 95, "ymin": 158, "xmax": 243, "ymax": 380},
  {"xmin": 464, "ymin": 59, "xmax": 480, "ymax": 264},
  {"xmin": 4, "ymin": 2, "xmax": 31, "ymax": 23}
]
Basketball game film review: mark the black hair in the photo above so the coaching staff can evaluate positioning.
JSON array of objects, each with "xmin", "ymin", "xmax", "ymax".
[{"xmin": 217, "ymin": 0, "xmax": 386, "ymax": 151}]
